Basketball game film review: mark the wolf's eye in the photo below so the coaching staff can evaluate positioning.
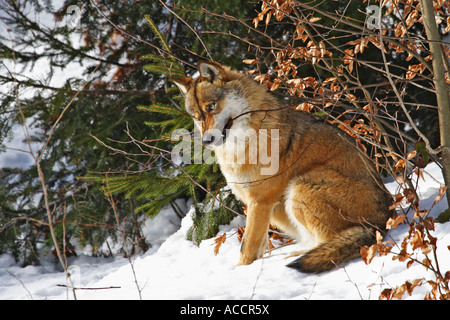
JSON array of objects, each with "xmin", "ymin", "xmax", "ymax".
[{"xmin": 207, "ymin": 103, "xmax": 216, "ymax": 112}]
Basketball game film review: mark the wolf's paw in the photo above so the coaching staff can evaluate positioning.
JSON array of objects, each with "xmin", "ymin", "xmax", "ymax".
[
  {"xmin": 236, "ymin": 248, "xmax": 264, "ymax": 267},
  {"xmin": 236, "ymin": 256, "xmax": 256, "ymax": 267}
]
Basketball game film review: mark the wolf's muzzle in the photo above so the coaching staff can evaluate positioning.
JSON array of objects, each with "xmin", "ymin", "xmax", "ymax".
[
  {"xmin": 202, "ymin": 118, "xmax": 234, "ymax": 146},
  {"xmin": 202, "ymin": 129, "xmax": 222, "ymax": 146}
]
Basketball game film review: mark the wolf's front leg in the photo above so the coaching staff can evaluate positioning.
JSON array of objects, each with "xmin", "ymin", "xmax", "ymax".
[{"xmin": 237, "ymin": 203, "xmax": 272, "ymax": 266}]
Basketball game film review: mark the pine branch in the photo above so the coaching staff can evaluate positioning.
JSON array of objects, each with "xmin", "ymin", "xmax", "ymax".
[{"xmin": 144, "ymin": 15, "xmax": 173, "ymax": 56}]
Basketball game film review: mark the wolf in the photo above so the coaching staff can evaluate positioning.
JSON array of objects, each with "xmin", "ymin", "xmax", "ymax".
[{"xmin": 172, "ymin": 61, "xmax": 393, "ymax": 273}]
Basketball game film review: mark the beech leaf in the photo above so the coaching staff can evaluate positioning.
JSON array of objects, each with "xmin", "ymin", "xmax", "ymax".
[
  {"xmin": 360, "ymin": 244, "xmax": 380, "ymax": 264},
  {"xmin": 213, "ymin": 233, "xmax": 227, "ymax": 256},
  {"xmin": 386, "ymin": 215, "xmax": 406, "ymax": 229}
]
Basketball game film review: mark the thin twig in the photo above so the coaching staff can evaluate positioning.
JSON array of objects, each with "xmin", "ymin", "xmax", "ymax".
[
  {"xmin": 6, "ymin": 271, "xmax": 34, "ymax": 300},
  {"xmin": 376, "ymin": 5, "xmax": 437, "ymax": 156},
  {"xmin": 89, "ymin": 0, "xmax": 194, "ymax": 68},
  {"xmin": 56, "ymin": 284, "xmax": 121, "ymax": 290},
  {"xmin": 104, "ymin": 171, "xmax": 143, "ymax": 300},
  {"xmin": 159, "ymin": 0, "xmax": 213, "ymax": 60}
]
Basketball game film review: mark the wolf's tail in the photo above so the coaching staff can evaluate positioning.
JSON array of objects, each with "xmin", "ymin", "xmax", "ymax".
[{"xmin": 286, "ymin": 226, "xmax": 377, "ymax": 273}]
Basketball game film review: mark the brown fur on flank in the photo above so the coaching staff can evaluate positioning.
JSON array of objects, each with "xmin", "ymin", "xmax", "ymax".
[{"xmin": 173, "ymin": 61, "xmax": 394, "ymax": 273}]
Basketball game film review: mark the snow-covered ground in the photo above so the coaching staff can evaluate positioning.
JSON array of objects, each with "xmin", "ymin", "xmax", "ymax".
[{"xmin": 0, "ymin": 162, "xmax": 449, "ymax": 300}]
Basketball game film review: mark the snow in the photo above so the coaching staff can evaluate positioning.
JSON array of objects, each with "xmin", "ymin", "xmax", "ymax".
[{"xmin": 0, "ymin": 162, "xmax": 449, "ymax": 300}]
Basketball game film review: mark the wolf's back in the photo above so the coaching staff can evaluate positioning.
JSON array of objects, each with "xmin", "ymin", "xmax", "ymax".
[{"xmin": 286, "ymin": 226, "xmax": 376, "ymax": 273}]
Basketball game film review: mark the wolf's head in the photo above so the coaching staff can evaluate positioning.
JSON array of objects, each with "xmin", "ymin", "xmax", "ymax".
[{"xmin": 172, "ymin": 61, "xmax": 250, "ymax": 146}]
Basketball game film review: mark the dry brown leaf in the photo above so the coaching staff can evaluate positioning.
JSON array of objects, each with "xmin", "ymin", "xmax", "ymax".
[
  {"xmin": 423, "ymin": 217, "xmax": 435, "ymax": 231},
  {"xmin": 360, "ymin": 244, "xmax": 380, "ymax": 264},
  {"xmin": 434, "ymin": 186, "xmax": 448, "ymax": 203},
  {"xmin": 410, "ymin": 230, "xmax": 424, "ymax": 250},
  {"xmin": 406, "ymin": 279, "xmax": 423, "ymax": 295},
  {"xmin": 405, "ymin": 10, "xmax": 419, "ymax": 29},
  {"xmin": 386, "ymin": 215, "xmax": 406, "ymax": 229},
  {"xmin": 268, "ymin": 238, "xmax": 275, "ymax": 252},
  {"xmin": 421, "ymin": 245, "xmax": 432, "ymax": 255},
  {"xmin": 413, "ymin": 168, "xmax": 425, "ymax": 181},
  {"xmin": 395, "ymin": 23, "xmax": 406, "ymax": 37},
  {"xmin": 413, "ymin": 209, "xmax": 429, "ymax": 219},
  {"xmin": 445, "ymin": 16, "xmax": 450, "ymax": 34},
  {"xmin": 237, "ymin": 226, "xmax": 245, "ymax": 243},
  {"xmin": 394, "ymin": 158, "xmax": 406, "ymax": 171},
  {"xmin": 403, "ymin": 188, "xmax": 417, "ymax": 204},
  {"xmin": 392, "ymin": 249, "xmax": 412, "ymax": 262},
  {"xmin": 422, "ymin": 257, "xmax": 431, "ymax": 270},
  {"xmin": 265, "ymin": 11, "xmax": 272, "ymax": 26},
  {"xmin": 406, "ymin": 259, "xmax": 414, "ymax": 269},
  {"xmin": 380, "ymin": 288, "xmax": 393, "ymax": 300},
  {"xmin": 406, "ymin": 150, "xmax": 417, "ymax": 160},
  {"xmin": 385, "ymin": 152, "xmax": 398, "ymax": 161},
  {"xmin": 392, "ymin": 284, "xmax": 406, "ymax": 299},
  {"xmin": 213, "ymin": 233, "xmax": 227, "ymax": 256},
  {"xmin": 406, "ymin": 63, "xmax": 426, "ymax": 80},
  {"xmin": 402, "ymin": 4, "xmax": 412, "ymax": 20}
]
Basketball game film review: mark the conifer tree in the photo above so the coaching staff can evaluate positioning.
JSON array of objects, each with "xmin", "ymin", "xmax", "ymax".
[{"xmin": 83, "ymin": 15, "xmax": 243, "ymax": 244}]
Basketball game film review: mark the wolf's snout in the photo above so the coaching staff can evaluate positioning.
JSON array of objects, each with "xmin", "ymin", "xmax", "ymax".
[
  {"xmin": 202, "ymin": 134, "xmax": 216, "ymax": 145},
  {"xmin": 202, "ymin": 129, "xmax": 223, "ymax": 146}
]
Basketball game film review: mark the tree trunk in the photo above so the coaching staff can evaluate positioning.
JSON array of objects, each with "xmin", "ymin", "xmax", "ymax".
[{"xmin": 419, "ymin": 0, "xmax": 450, "ymax": 208}]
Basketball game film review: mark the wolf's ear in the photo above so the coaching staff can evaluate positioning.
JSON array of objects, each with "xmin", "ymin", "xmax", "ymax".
[
  {"xmin": 171, "ymin": 77, "xmax": 192, "ymax": 95},
  {"xmin": 198, "ymin": 61, "xmax": 226, "ymax": 83}
]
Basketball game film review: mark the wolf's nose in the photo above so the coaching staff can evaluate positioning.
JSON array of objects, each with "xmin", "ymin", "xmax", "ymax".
[
  {"xmin": 202, "ymin": 134, "xmax": 216, "ymax": 145},
  {"xmin": 202, "ymin": 129, "xmax": 222, "ymax": 146}
]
